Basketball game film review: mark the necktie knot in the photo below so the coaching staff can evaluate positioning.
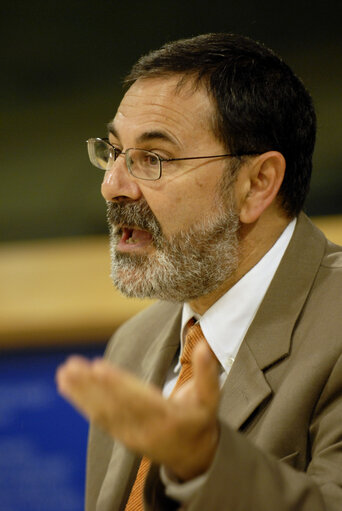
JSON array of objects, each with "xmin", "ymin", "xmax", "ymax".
[{"xmin": 180, "ymin": 321, "xmax": 205, "ymax": 366}]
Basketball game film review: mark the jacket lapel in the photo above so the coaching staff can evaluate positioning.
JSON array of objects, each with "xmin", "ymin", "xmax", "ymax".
[
  {"xmin": 219, "ymin": 340, "xmax": 272, "ymax": 430},
  {"xmin": 140, "ymin": 305, "xmax": 182, "ymax": 387},
  {"xmin": 219, "ymin": 214, "xmax": 326, "ymax": 431}
]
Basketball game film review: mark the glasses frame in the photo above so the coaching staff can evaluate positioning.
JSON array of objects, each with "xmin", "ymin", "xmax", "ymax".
[{"xmin": 87, "ymin": 137, "xmax": 260, "ymax": 181}]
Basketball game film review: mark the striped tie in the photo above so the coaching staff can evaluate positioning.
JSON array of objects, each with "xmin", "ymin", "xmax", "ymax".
[{"xmin": 124, "ymin": 320, "xmax": 215, "ymax": 511}]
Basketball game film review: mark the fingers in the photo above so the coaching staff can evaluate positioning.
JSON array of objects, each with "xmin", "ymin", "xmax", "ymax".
[
  {"xmin": 57, "ymin": 356, "xmax": 127, "ymax": 401},
  {"xmin": 56, "ymin": 356, "xmax": 167, "ymax": 449},
  {"xmin": 56, "ymin": 356, "xmax": 109, "ymax": 419},
  {"xmin": 192, "ymin": 342, "xmax": 220, "ymax": 410},
  {"xmin": 56, "ymin": 356, "xmax": 90, "ymax": 397},
  {"xmin": 165, "ymin": 343, "xmax": 220, "ymax": 480}
]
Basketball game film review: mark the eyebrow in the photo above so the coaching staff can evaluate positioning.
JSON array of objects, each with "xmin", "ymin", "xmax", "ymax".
[
  {"xmin": 107, "ymin": 122, "xmax": 178, "ymax": 147},
  {"xmin": 135, "ymin": 130, "xmax": 178, "ymax": 146},
  {"xmin": 107, "ymin": 122, "xmax": 119, "ymax": 139}
]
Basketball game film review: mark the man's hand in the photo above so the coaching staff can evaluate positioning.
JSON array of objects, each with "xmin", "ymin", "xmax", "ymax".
[{"xmin": 56, "ymin": 342, "xmax": 220, "ymax": 481}]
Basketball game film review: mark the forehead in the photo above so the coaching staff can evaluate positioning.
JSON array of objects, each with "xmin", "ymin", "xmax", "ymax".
[{"xmin": 110, "ymin": 76, "xmax": 216, "ymax": 147}]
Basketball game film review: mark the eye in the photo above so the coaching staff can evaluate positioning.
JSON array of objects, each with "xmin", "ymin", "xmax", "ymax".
[
  {"xmin": 112, "ymin": 146, "xmax": 122, "ymax": 160},
  {"xmin": 145, "ymin": 153, "xmax": 160, "ymax": 166}
]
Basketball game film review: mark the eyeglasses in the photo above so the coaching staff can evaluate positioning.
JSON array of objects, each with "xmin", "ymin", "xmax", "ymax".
[{"xmin": 87, "ymin": 137, "xmax": 259, "ymax": 181}]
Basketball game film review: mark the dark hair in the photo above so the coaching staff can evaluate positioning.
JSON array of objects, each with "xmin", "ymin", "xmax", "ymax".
[{"xmin": 125, "ymin": 33, "xmax": 316, "ymax": 217}]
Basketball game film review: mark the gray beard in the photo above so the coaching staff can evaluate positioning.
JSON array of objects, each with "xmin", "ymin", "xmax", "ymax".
[{"xmin": 106, "ymin": 190, "xmax": 240, "ymax": 303}]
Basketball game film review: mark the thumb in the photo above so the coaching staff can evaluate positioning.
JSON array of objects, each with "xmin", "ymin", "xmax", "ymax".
[{"xmin": 192, "ymin": 342, "xmax": 220, "ymax": 409}]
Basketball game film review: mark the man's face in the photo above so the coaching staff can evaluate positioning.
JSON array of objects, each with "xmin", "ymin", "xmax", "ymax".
[{"xmin": 102, "ymin": 76, "xmax": 241, "ymax": 302}]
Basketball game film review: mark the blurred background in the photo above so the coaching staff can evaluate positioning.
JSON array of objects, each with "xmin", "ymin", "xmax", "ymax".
[
  {"xmin": 2, "ymin": 0, "xmax": 342, "ymax": 243},
  {"xmin": 1, "ymin": 1, "xmax": 341, "ymax": 510}
]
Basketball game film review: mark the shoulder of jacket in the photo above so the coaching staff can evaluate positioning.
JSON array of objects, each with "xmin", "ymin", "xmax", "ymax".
[{"xmin": 115, "ymin": 300, "xmax": 181, "ymax": 334}]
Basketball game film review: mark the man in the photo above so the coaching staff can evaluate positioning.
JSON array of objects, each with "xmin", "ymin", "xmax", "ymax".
[{"xmin": 57, "ymin": 33, "xmax": 342, "ymax": 510}]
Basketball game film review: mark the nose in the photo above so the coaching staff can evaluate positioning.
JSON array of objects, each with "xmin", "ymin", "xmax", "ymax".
[{"xmin": 101, "ymin": 155, "xmax": 142, "ymax": 202}]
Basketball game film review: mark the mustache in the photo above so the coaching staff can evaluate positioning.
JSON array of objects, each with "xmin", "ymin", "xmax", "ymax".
[{"xmin": 106, "ymin": 200, "xmax": 163, "ymax": 239}]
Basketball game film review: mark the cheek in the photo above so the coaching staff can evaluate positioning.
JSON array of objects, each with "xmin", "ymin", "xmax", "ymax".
[
  {"xmin": 145, "ymin": 189, "xmax": 215, "ymax": 238},
  {"xmin": 140, "ymin": 170, "xmax": 223, "ymax": 236},
  {"xmin": 147, "ymin": 195, "xmax": 187, "ymax": 237}
]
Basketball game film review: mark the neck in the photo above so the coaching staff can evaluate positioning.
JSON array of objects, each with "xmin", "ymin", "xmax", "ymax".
[{"xmin": 189, "ymin": 208, "xmax": 292, "ymax": 316}]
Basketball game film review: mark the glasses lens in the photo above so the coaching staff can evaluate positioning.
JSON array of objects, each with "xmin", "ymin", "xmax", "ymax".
[
  {"xmin": 87, "ymin": 138, "xmax": 113, "ymax": 170},
  {"xmin": 127, "ymin": 149, "xmax": 160, "ymax": 180}
]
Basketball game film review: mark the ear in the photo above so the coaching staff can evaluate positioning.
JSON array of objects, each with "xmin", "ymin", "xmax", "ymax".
[{"xmin": 237, "ymin": 151, "xmax": 286, "ymax": 224}]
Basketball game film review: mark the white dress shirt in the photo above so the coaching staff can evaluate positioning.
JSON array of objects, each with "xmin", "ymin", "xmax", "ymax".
[{"xmin": 161, "ymin": 218, "xmax": 296, "ymax": 503}]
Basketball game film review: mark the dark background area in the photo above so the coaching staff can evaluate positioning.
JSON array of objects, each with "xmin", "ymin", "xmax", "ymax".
[{"xmin": 1, "ymin": 0, "xmax": 342, "ymax": 242}]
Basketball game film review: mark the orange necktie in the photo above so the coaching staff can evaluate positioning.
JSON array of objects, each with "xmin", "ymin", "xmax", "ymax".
[{"xmin": 125, "ymin": 320, "xmax": 215, "ymax": 511}]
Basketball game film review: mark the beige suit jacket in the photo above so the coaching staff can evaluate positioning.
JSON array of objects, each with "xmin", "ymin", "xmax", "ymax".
[{"xmin": 86, "ymin": 213, "xmax": 342, "ymax": 511}]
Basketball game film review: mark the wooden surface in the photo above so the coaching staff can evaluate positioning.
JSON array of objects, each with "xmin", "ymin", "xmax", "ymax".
[
  {"xmin": 0, "ymin": 236, "xmax": 154, "ymax": 348},
  {"xmin": 0, "ymin": 215, "xmax": 341, "ymax": 349}
]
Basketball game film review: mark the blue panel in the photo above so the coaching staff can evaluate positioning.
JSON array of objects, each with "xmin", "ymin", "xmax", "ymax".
[{"xmin": 0, "ymin": 344, "xmax": 105, "ymax": 511}]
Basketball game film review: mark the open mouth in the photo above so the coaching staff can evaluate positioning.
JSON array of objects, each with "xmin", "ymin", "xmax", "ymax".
[{"xmin": 117, "ymin": 226, "xmax": 153, "ymax": 251}]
